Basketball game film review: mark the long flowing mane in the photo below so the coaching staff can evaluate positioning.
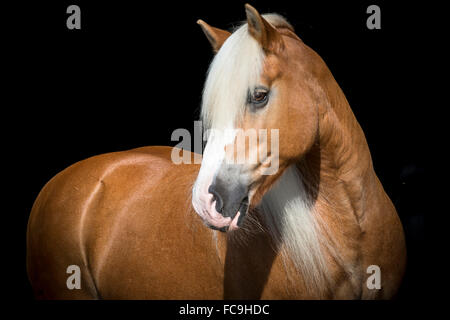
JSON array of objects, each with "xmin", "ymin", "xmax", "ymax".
[
  {"xmin": 257, "ymin": 166, "xmax": 334, "ymax": 296},
  {"xmin": 201, "ymin": 14, "xmax": 339, "ymax": 298}
]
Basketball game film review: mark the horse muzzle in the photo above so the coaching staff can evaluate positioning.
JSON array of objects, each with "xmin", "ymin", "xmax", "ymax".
[
  {"xmin": 208, "ymin": 176, "xmax": 249, "ymax": 227},
  {"xmin": 192, "ymin": 174, "xmax": 249, "ymax": 232}
]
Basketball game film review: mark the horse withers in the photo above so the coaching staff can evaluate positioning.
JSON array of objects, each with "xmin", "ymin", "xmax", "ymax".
[{"xmin": 27, "ymin": 4, "xmax": 406, "ymax": 299}]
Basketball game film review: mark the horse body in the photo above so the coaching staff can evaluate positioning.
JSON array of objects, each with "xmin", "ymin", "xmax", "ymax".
[
  {"xmin": 27, "ymin": 5, "xmax": 406, "ymax": 299},
  {"xmin": 27, "ymin": 145, "xmax": 404, "ymax": 299}
]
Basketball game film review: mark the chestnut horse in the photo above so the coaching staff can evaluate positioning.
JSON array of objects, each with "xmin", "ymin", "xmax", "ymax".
[{"xmin": 27, "ymin": 5, "xmax": 406, "ymax": 299}]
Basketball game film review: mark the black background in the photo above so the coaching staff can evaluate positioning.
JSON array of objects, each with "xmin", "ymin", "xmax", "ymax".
[{"xmin": 6, "ymin": 0, "xmax": 426, "ymax": 311}]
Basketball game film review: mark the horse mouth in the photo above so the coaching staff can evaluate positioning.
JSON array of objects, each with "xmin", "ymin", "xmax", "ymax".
[{"xmin": 207, "ymin": 199, "xmax": 249, "ymax": 232}]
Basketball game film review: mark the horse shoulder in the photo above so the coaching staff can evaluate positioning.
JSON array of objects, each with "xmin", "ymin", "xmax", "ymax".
[{"xmin": 358, "ymin": 174, "xmax": 406, "ymax": 299}]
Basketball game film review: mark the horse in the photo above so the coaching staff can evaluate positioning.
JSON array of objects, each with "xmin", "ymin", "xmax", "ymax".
[{"xmin": 26, "ymin": 4, "xmax": 406, "ymax": 299}]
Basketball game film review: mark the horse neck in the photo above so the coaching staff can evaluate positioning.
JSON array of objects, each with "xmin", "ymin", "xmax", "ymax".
[
  {"xmin": 293, "ymin": 75, "xmax": 380, "ymax": 296},
  {"xmin": 299, "ymin": 73, "xmax": 377, "ymax": 224}
]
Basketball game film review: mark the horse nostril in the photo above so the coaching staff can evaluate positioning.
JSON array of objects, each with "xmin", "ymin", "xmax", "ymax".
[{"xmin": 208, "ymin": 185, "xmax": 223, "ymax": 213}]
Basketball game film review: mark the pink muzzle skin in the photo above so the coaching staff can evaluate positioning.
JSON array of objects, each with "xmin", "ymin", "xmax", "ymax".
[{"xmin": 196, "ymin": 192, "xmax": 241, "ymax": 232}]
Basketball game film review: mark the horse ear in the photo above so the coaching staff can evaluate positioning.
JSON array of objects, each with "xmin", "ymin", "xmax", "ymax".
[
  {"xmin": 197, "ymin": 19, "xmax": 231, "ymax": 53},
  {"xmin": 245, "ymin": 4, "xmax": 284, "ymax": 53}
]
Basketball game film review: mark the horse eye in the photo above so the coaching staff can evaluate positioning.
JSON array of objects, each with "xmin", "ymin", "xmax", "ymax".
[
  {"xmin": 248, "ymin": 87, "xmax": 269, "ymax": 109},
  {"xmin": 254, "ymin": 91, "xmax": 266, "ymax": 101}
]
